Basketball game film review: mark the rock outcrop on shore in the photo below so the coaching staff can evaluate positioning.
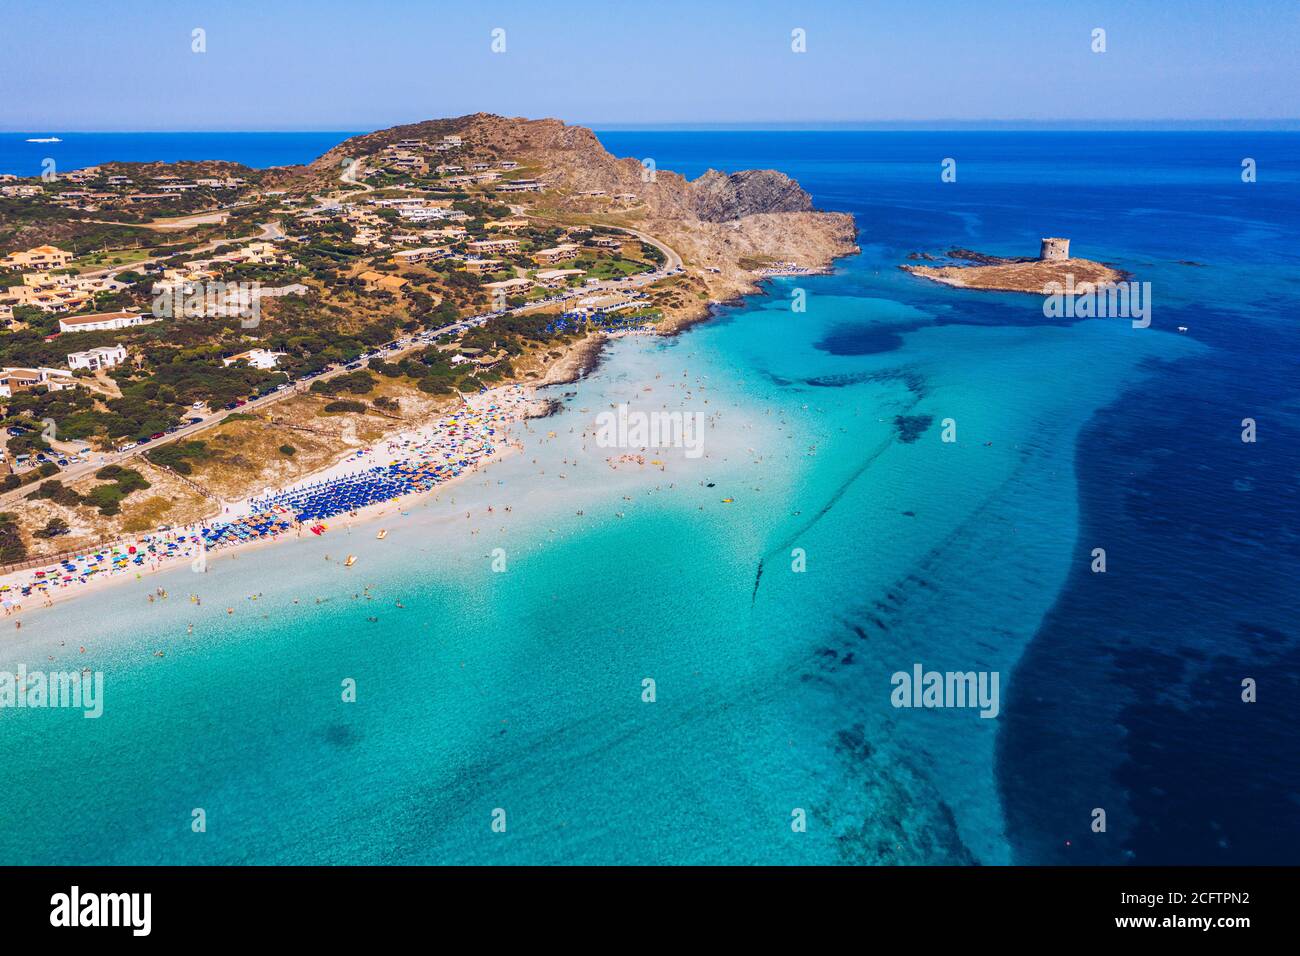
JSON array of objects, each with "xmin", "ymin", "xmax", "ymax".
[{"xmin": 902, "ymin": 250, "xmax": 1126, "ymax": 295}]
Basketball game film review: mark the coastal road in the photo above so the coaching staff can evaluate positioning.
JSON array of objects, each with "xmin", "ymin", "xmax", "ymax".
[
  {"xmin": 610, "ymin": 225, "xmax": 683, "ymax": 272},
  {"xmin": 335, "ymin": 159, "xmax": 374, "ymax": 196}
]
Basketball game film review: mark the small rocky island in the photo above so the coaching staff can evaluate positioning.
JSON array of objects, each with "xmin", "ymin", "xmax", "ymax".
[{"xmin": 902, "ymin": 238, "xmax": 1126, "ymax": 294}]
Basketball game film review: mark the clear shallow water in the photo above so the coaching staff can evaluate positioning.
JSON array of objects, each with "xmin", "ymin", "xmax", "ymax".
[{"xmin": 1, "ymin": 131, "xmax": 1297, "ymax": 864}]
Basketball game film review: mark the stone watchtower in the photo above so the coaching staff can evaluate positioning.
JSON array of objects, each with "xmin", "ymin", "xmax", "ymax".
[{"xmin": 1040, "ymin": 237, "xmax": 1070, "ymax": 261}]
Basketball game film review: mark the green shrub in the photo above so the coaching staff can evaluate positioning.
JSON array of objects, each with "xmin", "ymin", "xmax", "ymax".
[
  {"xmin": 83, "ymin": 484, "xmax": 125, "ymax": 516},
  {"xmin": 34, "ymin": 517, "xmax": 70, "ymax": 539},
  {"xmin": 0, "ymin": 514, "xmax": 26, "ymax": 564},
  {"xmin": 28, "ymin": 480, "xmax": 82, "ymax": 507},
  {"xmin": 310, "ymin": 370, "xmax": 376, "ymax": 396},
  {"xmin": 322, "ymin": 400, "xmax": 366, "ymax": 414},
  {"xmin": 146, "ymin": 441, "xmax": 211, "ymax": 475}
]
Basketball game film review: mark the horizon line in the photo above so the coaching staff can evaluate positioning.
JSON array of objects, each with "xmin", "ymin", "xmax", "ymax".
[{"xmin": 3, "ymin": 119, "xmax": 1300, "ymax": 134}]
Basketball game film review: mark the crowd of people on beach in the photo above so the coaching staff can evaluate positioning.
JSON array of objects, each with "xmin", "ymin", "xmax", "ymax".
[{"xmin": 0, "ymin": 387, "xmax": 531, "ymax": 615}]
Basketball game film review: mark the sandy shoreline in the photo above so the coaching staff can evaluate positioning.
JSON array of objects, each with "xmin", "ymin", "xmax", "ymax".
[
  {"xmin": 0, "ymin": 322, "xmax": 613, "ymax": 620},
  {"xmin": 0, "ymin": 387, "xmax": 538, "ymax": 620},
  {"xmin": 2, "ymin": 238, "xmax": 859, "ymax": 622}
]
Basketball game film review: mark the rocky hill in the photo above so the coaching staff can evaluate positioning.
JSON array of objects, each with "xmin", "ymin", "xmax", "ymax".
[
  {"xmin": 299, "ymin": 113, "xmax": 820, "ymax": 221},
  {"xmin": 689, "ymin": 168, "xmax": 812, "ymax": 221},
  {"xmin": 291, "ymin": 113, "xmax": 859, "ymax": 326}
]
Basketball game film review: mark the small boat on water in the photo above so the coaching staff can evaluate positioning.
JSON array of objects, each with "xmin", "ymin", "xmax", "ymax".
[
  {"xmin": 721, "ymin": 498, "xmax": 734, "ymax": 503},
  {"xmin": 26, "ymin": 136, "xmax": 61, "ymax": 143},
  {"xmin": 344, "ymin": 555, "xmax": 357, "ymax": 567},
  {"xmin": 376, "ymin": 529, "xmax": 387, "ymax": 540}
]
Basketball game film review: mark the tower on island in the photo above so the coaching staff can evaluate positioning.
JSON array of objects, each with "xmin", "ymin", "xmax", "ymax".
[{"xmin": 1040, "ymin": 237, "xmax": 1070, "ymax": 261}]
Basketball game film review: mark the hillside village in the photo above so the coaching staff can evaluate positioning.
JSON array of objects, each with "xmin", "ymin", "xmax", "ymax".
[{"xmin": 0, "ymin": 114, "xmax": 856, "ymax": 564}]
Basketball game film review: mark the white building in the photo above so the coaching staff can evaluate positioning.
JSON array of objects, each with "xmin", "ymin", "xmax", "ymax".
[
  {"xmin": 534, "ymin": 269, "xmax": 585, "ymax": 288},
  {"xmin": 67, "ymin": 344, "xmax": 128, "ymax": 371},
  {"xmin": 222, "ymin": 348, "xmax": 285, "ymax": 370},
  {"xmin": 0, "ymin": 367, "xmax": 78, "ymax": 398},
  {"xmin": 398, "ymin": 207, "xmax": 450, "ymax": 222},
  {"xmin": 58, "ymin": 310, "xmax": 159, "ymax": 334}
]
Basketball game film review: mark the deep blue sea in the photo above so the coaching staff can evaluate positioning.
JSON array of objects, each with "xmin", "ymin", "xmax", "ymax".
[
  {"xmin": 0, "ymin": 132, "xmax": 357, "ymax": 177},
  {"xmin": 1, "ymin": 130, "xmax": 1297, "ymax": 864}
]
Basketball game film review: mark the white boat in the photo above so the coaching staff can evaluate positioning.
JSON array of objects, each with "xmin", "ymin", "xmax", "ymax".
[
  {"xmin": 25, "ymin": 137, "xmax": 62, "ymax": 143},
  {"xmin": 1177, "ymin": 326, "xmax": 1189, "ymax": 333}
]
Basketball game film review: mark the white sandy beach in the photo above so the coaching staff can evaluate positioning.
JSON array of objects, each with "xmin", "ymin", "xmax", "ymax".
[{"xmin": 0, "ymin": 384, "xmax": 543, "ymax": 619}]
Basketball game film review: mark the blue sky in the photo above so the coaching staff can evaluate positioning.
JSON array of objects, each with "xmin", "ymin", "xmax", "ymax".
[{"xmin": 2, "ymin": 0, "xmax": 1297, "ymax": 130}]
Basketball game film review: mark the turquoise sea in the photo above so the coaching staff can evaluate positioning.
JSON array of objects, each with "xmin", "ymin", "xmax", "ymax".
[{"xmin": 1, "ymin": 131, "xmax": 1297, "ymax": 864}]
